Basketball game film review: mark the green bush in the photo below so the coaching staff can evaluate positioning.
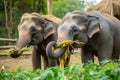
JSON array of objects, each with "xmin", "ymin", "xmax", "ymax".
[
  {"xmin": 53, "ymin": 0, "xmax": 86, "ymax": 18},
  {"xmin": 0, "ymin": 59, "xmax": 120, "ymax": 80}
]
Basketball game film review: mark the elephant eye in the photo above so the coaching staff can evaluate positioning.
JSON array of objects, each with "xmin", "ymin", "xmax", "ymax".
[
  {"xmin": 71, "ymin": 26, "xmax": 79, "ymax": 32},
  {"xmin": 73, "ymin": 29, "xmax": 78, "ymax": 33},
  {"xmin": 30, "ymin": 26, "xmax": 36, "ymax": 32}
]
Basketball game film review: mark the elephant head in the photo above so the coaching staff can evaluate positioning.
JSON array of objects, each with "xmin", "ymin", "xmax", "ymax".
[
  {"xmin": 11, "ymin": 13, "xmax": 57, "ymax": 58},
  {"xmin": 46, "ymin": 10, "xmax": 102, "ymax": 59}
]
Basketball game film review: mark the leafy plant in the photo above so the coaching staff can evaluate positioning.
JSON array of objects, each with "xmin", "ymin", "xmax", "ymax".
[
  {"xmin": 52, "ymin": 0, "xmax": 86, "ymax": 18},
  {"xmin": 0, "ymin": 59, "xmax": 120, "ymax": 80}
]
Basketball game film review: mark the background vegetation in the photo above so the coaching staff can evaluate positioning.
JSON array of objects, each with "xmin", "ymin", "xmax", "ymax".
[{"xmin": 0, "ymin": 0, "xmax": 97, "ymax": 39}]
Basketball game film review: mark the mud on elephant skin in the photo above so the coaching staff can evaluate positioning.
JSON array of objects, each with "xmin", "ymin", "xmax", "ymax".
[
  {"xmin": 46, "ymin": 10, "xmax": 120, "ymax": 64},
  {"xmin": 11, "ymin": 13, "xmax": 59, "ymax": 70}
]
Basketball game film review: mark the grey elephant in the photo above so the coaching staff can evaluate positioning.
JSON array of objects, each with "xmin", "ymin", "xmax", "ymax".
[
  {"xmin": 10, "ymin": 13, "xmax": 58, "ymax": 70},
  {"xmin": 46, "ymin": 10, "xmax": 120, "ymax": 63}
]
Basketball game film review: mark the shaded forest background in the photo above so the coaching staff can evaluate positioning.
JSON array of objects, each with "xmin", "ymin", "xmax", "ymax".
[{"xmin": 0, "ymin": 0, "xmax": 96, "ymax": 39}]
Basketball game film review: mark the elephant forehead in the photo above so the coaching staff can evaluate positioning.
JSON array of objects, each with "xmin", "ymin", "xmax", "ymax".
[
  {"xmin": 63, "ymin": 14, "xmax": 87, "ymax": 24},
  {"xmin": 18, "ymin": 21, "xmax": 35, "ymax": 31},
  {"xmin": 72, "ymin": 14, "xmax": 88, "ymax": 21},
  {"xmin": 21, "ymin": 14, "xmax": 39, "ymax": 22},
  {"xmin": 21, "ymin": 16, "xmax": 34, "ymax": 22},
  {"xmin": 24, "ymin": 19, "xmax": 34, "ymax": 24},
  {"xmin": 21, "ymin": 15, "xmax": 45, "ymax": 26},
  {"xmin": 21, "ymin": 20, "xmax": 35, "ymax": 26},
  {"xmin": 21, "ymin": 14, "xmax": 31, "ymax": 21},
  {"xmin": 21, "ymin": 13, "xmax": 43, "ymax": 22}
]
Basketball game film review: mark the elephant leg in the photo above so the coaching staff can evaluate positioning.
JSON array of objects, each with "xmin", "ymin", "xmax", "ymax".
[
  {"xmin": 32, "ymin": 46, "xmax": 41, "ymax": 70},
  {"xmin": 41, "ymin": 50, "xmax": 48, "ymax": 69},
  {"xmin": 97, "ymin": 51, "xmax": 112, "ymax": 61},
  {"xmin": 98, "ymin": 49, "xmax": 113, "ymax": 61},
  {"xmin": 112, "ymin": 52, "xmax": 120, "ymax": 59},
  {"xmin": 97, "ymin": 38, "xmax": 113, "ymax": 61},
  {"xmin": 97, "ymin": 47, "xmax": 112, "ymax": 61},
  {"xmin": 81, "ymin": 46, "xmax": 94, "ymax": 64}
]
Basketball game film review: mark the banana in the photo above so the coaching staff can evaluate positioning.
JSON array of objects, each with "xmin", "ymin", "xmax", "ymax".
[
  {"xmin": 9, "ymin": 47, "xmax": 30, "ymax": 55},
  {"xmin": 57, "ymin": 40, "xmax": 84, "ymax": 68}
]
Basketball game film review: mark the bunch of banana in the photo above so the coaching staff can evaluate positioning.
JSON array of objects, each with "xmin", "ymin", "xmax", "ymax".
[
  {"xmin": 59, "ymin": 47, "xmax": 70, "ymax": 68},
  {"xmin": 8, "ymin": 47, "xmax": 30, "ymax": 58},
  {"xmin": 56, "ymin": 40, "xmax": 74, "ymax": 48},
  {"xmin": 57, "ymin": 40, "xmax": 84, "ymax": 68},
  {"xmin": 56, "ymin": 40, "xmax": 84, "ymax": 48}
]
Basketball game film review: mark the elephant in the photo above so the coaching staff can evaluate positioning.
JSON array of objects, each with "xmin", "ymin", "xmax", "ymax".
[
  {"xmin": 10, "ymin": 13, "xmax": 59, "ymax": 70},
  {"xmin": 46, "ymin": 10, "xmax": 120, "ymax": 64}
]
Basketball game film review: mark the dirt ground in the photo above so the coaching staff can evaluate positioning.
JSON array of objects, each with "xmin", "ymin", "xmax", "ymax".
[
  {"xmin": 0, "ymin": 52, "xmax": 33, "ymax": 70},
  {"xmin": 0, "ymin": 50, "xmax": 84, "ymax": 70}
]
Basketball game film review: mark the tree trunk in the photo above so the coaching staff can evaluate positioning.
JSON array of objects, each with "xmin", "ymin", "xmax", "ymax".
[
  {"xmin": 3, "ymin": 0, "xmax": 9, "ymax": 37},
  {"xmin": 47, "ymin": 0, "xmax": 52, "ymax": 14},
  {"xmin": 37, "ymin": 0, "xmax": 41, "ymax": 13},
  {"xmin": 9, "ymin": 0, "xmax": 13, "ymax": 38},
  {"xmin": 3, "ymin": 0, "xmax": 12, "ymax": 38}
]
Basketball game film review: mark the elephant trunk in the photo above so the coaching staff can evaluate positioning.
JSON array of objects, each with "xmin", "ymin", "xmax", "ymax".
[
  {"xmin": 10, "ymin": 31, "xmax": 31, "ymax": 58},
  {"xmin": 16, "ymin": 35, "xmax": 30, "ymax": 49},
  {"xmin": 46, "ymin": 41, "xmax": 67, "ymax": 59},
  {"xmin": 46, "ymin": 31, "xmax": 73, "ymax": 59}
]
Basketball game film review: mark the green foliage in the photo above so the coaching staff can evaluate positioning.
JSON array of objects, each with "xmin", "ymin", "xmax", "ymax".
[
  {"xmin": 0, "ymin": 59, "xmax": 120, "ymax": 80},
  {"xmin": 0, "ymin": 0, "xmax": 95, "ymax": 39},
  {"xmin": 0, "ymin": 0, "xmax": 47, "ymax": 39},
  {"xmin": 53, "ymin": 0, "xmax": 86, "ymax": 18}
]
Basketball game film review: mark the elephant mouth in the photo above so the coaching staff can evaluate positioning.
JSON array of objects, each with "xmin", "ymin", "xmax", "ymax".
[
  {"xmin": 28, "ymin": 38, "xmax": 40, "ymax": 45},
  {"xmin": 72, "ymin": 40, "xmax": 86, "ymax": 48},
  {"xmin": 73, "ymin": 43, "xmax": 84, "ymax": 48}
]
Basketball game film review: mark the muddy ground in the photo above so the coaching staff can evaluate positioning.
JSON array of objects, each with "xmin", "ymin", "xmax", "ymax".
[{"xmin": 0, "ymin": 50, "xmax": 86, "ymax": 70}]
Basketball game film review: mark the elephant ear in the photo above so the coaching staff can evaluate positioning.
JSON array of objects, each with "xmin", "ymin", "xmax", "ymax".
[
  {"xmin": 43, "ymin": 19, "xmax": 57, "ymax": 39},
  {"xmin": 87, "ymin": 16, "xmax": 102, "ymax": 38}
]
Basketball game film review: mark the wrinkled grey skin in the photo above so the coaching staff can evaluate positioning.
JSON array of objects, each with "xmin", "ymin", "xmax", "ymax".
[
  {"xmin": 11, "ymin": 13, "xmax": 58, "ymax": 70},
  {"xmin": 46, "ymin": 10, "xmax": 120, "ymax": 63}
]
